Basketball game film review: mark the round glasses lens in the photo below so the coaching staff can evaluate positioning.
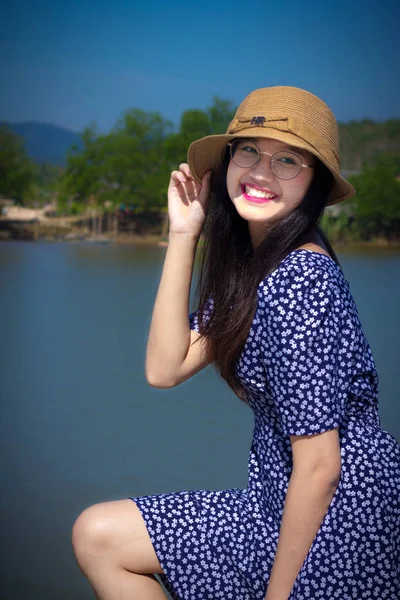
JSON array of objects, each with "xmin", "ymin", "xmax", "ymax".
[
  {"xmin": 230, "ymin": 140, "xmax": 260, "ymax": 168},
  {"xmin": 271, "ymin": 151, "xmax": 302, "ymax": 180}
]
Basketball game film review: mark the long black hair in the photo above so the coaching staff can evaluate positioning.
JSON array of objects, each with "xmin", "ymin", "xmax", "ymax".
[{"xmin": 195, "ymin": 149, "xmax": 338, "ymax": 400}]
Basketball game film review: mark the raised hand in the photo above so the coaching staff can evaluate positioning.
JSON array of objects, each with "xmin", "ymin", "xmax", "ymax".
[{"xmin": 167, "ymin": 163, "xmax": 211, "ymax": 237}]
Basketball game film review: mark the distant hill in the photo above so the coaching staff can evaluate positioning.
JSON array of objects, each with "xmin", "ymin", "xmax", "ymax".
[{"xmin": 3, "ymin": 121, "xmax": 83, "ymax": 167}]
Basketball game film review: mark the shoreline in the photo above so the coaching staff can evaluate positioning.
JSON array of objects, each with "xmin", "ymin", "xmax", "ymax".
[
  {"xmin": 1, "ymin": 232, "xmax": 400, "ymax": 252},
  {"xmin": 0, "ymin": 221, "xmax": 399, "ymax": 251}
]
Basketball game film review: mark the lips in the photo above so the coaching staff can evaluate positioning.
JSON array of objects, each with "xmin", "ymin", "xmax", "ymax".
[{"xmin": 240, "ymin": 184, "xmax": 278, "ymax": 204}]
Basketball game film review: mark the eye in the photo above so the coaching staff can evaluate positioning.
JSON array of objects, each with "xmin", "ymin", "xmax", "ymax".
[
  {"xmin": 276, "ymin": 155, "xmax": 297, "ymax": 165},
  {"xmin": 239, "ymin": 144, "xmax": 258, "ymax": 154}
]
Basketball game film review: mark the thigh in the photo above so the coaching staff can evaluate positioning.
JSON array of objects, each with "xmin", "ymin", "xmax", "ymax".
[
  {"xmin": 131, "ymin": 488, "xmax": 265, "ymax": 600},
  {"xmin": 73, "ymin": 499, "xmax": 164, "ymax": 575}
]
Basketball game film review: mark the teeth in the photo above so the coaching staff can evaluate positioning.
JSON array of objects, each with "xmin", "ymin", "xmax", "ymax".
[{"xmin": 245, "ymin": 185, "xmax": 276, "ymax": 199}]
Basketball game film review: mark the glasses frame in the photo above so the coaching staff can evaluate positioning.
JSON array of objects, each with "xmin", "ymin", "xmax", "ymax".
[{"xmin": 227, "ymin": 139, "xmax": 315, "ymax": 180}]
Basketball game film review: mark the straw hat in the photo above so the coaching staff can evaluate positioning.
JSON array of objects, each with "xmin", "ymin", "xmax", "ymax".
[{"xmin": 187, "ymin": 86, "xmax": 355, "ymax": 206}]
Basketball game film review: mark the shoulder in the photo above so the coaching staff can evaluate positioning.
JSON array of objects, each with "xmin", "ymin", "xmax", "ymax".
[
  {"xmin": 257, "ymin": 251, "xmax": 349, "ymax": 344},
  {"xmin": 257, "ymin": 248, "xmax": 348, "ymax": 309},
  {"xmin": 296, "ymin": 241, "xmax": 331, "ymax": 258}
]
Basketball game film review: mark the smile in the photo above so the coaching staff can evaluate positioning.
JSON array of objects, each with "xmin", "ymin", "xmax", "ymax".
[{"xmin": 241, "ymin": 184, "xmax": 278, "ymax": 204}]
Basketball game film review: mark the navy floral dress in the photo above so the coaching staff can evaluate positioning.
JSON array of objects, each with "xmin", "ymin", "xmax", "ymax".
[{"xmin": 131, "ymin": 249, "xmax": 400, "ymax": 599}]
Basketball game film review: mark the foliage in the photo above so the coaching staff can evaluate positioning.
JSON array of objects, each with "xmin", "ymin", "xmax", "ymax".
[
  {"xmin": 59, "ymin": 113, "xmax": 173, "ymax": 211},
  {"xmin": 58, "ymin": 97, "xmax": 236, "ymax": 213},
  {"xmin": 28, "ymin": 163, "xmax": 63, "ymax": 206},
  {"xmin": 164, "ymin": 97, "xmax": 235, "ymax": 169},
  {"xmin": 1, "ymin": 100, "xmax": 399, "ymax": 243},
  {"xmin": 339, "ymin": 119, "xmax": 400, "ymax": 171},
  {"xmin": 321, "ymin": 153, "xmax": 400, "ymax": 242},
  {"xmin": 0, "ymin": 125, "xmax": 35, "ymax": 202},
  {"xmin": 320, "ymin": 206, "xmax": 354, "ymax": 243},
  {"xmin": 347, "ymin": 154, "xmax": 400, "ymax": 240}
]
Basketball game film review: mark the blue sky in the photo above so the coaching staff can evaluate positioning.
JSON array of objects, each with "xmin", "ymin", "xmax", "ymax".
[{"xmin": 1, "ymin": 0, "xmax": 399, "ymax": 133}]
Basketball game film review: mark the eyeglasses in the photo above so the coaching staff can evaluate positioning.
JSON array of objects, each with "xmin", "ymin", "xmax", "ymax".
[{"xmin": 228, "ymin": 139, "xmax": 314, "ymax": 180}]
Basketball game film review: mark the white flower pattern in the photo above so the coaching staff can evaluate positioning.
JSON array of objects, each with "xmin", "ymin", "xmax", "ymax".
[{"xmin": 131, "ymin": 249, "xmax": 400, "ymax": 599}]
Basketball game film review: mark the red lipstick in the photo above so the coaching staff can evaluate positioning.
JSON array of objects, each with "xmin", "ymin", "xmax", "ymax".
[{"xmin": 240, "ymin": 184, "xmax": 278, "ymax": 204}]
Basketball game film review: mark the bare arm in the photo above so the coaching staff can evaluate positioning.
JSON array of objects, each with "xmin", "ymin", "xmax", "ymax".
[
  {"xmin": 265, "ymin": 428, "xmax": 341, "ymax": 600},
  {"xmin": 145, "ymin": 164, "xmax": 213, "ymax": 388}
]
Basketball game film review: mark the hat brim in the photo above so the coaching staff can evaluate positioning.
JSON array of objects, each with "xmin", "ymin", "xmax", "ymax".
[{"xmin": 187, "ymin": 128, "xmax": 355, "ymax": 206}]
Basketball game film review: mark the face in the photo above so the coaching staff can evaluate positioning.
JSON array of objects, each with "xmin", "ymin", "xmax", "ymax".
[{"xmin": 226, "ymin": 137, "xmax": 315, "ymax": 245}]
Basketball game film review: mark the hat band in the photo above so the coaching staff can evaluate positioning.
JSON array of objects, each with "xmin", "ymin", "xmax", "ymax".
[{"xmin": 227, "ymin": 116, "xmax": 340, "ymax": 169}]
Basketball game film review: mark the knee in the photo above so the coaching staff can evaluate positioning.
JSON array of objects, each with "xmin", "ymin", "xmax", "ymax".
[{"xmin": 72, "ymin": 503, "xmax": 113, "ymax": 567}]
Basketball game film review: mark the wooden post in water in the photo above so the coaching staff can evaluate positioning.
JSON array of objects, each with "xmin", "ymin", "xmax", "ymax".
[{"xmin": 114, "ymin": 212, "xmax": 118, "ymax": 236}]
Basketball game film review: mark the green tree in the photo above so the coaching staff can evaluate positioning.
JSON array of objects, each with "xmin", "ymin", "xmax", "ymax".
[
  {"xmin": 164, "ymin": 109, "xmax": 212, "ymax": 169},
  {"xmin": 339, "ymin": 119, "xmax": 400, "ymax": 172},
  {"xmin": 207, "ymin": 96, "xmax": 236, "ymax": 133},
  {"xmin": 0, "ymin": 125, "xmax": 35, "ymax": 202},
  {"xmin": 59, "ymin": 123, "xmax": 101, "ymax": 205},
  {"xmin": 58, "ymin": 98, "xmax": 237, "ymax": 215},
  {"xmin": 373, "ymin": 152, "xmax": 400, "ymax": 175},
  {"xmin": 59, "ymin": 112, "xmax": 173, "ymax": 212},
  {"xmin": 348, "ymin": 154, "xmax": 400, "ymax": 240},
  {"xmin": 164, "ymin": 97, "xmax": 236, "ymax": 171}
]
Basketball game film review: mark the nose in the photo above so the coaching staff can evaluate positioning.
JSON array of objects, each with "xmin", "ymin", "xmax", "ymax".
[{"xmin": 249, "ymin": 153, "xmax": 275, "ymax": 182}]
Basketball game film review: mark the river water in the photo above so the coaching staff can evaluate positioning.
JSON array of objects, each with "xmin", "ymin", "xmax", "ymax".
[{"xmin": 0, "ymin": 242, "xmax": 399, "ymax": 599}]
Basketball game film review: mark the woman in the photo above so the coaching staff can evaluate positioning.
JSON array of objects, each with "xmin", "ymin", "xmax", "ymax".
[{"xmin": 72, "ymin": 86, "xmax": 400, "ymax": 599}]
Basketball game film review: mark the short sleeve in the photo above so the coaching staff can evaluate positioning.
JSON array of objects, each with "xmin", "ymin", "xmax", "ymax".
[
  {"xmin": 189, "ymin": 297, "xmax": 214, "ymax": 333},
  {"xmin": 260, "ymin": 264, "xmax": 346, "ymax": 436},
  {"xmin": 189, "ymin": 309, "xmax": 201, "ymax": 332}
]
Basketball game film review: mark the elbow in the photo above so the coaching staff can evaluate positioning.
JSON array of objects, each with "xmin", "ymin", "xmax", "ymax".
[
  {"xmin": 294, "ymin": 460, "xmax": 341, "ymax": 491},
  {"xmin": 323, "ymin": 454, "xmax": 342, "ymax": 489},
  {"xmin": 329, "ymin": 468, "xmax": 341, "ymax": 490},
  {"xmin": 145, "ymin": 367, "xmax": 179, "ymax": 389},
  {"xmin": 309, "ymin": 463, "xmax": 341, "ymax": 490},
  {"xmin": 146, "ymin": 376, "xmax": 177, "ymax": 389}
]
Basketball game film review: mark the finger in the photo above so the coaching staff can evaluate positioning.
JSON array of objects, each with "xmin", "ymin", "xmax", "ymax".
[
  {"xmin": 169, "ymin": 170, "xmax": 187, "ymax": 187},
  {"xmin": 175, "ymin": 167, "xmax": 194, "ymax": 184},
  {"xmin": 174, "ymin": 166, "xmax": 199, "ymax": 198},
  {"xmin": 180, "ymin": 178, "xmax": 197, "ymax": 204},
  {"xmin": 178, "ymin": 163, "xmax": 191, "ymax": 178},
  {"xmin": 169, "ymin": 171, "xmax": 196, "ymax": 207}
]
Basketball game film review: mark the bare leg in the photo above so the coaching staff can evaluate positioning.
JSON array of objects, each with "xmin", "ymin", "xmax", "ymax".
[{"xmin": 72, "ymin": 499, "xmax": 167, "ymax": 599}]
